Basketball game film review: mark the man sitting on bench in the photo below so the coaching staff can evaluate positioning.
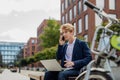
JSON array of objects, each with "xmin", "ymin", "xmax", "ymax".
[{"xmin": 44, "ymin": 23, "xmax": 92, "ymax": 80}]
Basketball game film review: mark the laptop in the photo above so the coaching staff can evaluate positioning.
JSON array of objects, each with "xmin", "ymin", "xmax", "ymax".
[{"xmin": 40, "ymin": 59, "xmax": 73, "ymax": 71}]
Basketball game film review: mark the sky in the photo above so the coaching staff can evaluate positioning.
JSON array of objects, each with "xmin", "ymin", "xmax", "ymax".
[{"xmin": 0, "ymin": 0, "xmax": 60, "ymax": 43}]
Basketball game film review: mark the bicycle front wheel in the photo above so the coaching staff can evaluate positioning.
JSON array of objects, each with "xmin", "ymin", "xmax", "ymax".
[{"xmin": 77, "ymin": 71, "xmax": 113, "ymax": 80}]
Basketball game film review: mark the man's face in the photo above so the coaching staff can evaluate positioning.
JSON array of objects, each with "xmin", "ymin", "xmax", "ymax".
[{"xmin": 61, "ymin": 29, "xmax": 73, "ymax": 41}]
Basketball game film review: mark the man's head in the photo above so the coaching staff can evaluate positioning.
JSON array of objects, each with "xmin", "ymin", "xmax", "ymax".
[
  {"xmin": 60, "ymin": 23, "xmax": 74, "ymax": 33},
  {"xmin": 60, "ymin": 23, "xmax": 75, "ymax": 41}
]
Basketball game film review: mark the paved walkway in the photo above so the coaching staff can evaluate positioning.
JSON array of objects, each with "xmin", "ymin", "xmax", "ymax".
[
  {"xmin": 1, "ymin": 67, "xmax": 120, "ymax": 80},
  {"xmin": 0, "ymin": 69, "xmax": 30, "ymax": 80},
  {"xmin": 20, "ymin": 69, "xmax": 45, "ymax": 77},
  {"xmin": 21, "ymin": 67, "xmax": 120, "ymax": 80}
]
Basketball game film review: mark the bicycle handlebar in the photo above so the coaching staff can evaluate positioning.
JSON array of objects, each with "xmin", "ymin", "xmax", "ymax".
[
  {"xmin": 84, "ymin": 1, "xmax": 119, "ymax": 25},
  {"xmin": 84, "ymin": 1, "xmax": 100, "ymax": 11}
]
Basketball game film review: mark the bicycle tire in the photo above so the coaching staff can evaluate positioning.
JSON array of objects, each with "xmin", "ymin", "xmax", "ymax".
[{"xmin": 77, "ymin": 71, "xmax": 113, "ymax": 80}]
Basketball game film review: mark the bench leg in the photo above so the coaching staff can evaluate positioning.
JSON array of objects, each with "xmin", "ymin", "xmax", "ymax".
[
  {"xmin": 40, "ymin": 76, "xmax": 44, "ymax": 80},
  {"xmin": 30, "ymin": 78, "xmax": 36, "ymax": 80}
]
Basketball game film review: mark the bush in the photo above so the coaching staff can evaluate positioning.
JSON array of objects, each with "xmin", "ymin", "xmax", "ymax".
[
  {"xmin": 22, "ymin": 46, "xmax": 57, "ymax": 66},
  {"xmin": 34, "ymin": 46, "xmax": 57, "ymax": 62}
]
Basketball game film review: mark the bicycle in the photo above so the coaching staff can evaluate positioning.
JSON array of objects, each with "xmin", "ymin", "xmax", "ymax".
[{"xmin": 75, "ymin": 1, "xmax": 120, "ymax": 80}]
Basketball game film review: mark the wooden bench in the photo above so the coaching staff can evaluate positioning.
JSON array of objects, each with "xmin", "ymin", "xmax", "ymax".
[
  {"xmin": 28, "ymin": 73, "xmax": 76, "ymax": 80},
  {"xmin": 28, "ymin": 73, "xmax": 44, "ymax": 80}
]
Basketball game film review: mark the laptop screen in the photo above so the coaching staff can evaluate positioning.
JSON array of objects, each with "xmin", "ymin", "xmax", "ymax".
[{"xmin": 40, "ymin": 59, "xmax": 62, "ymax": 71}]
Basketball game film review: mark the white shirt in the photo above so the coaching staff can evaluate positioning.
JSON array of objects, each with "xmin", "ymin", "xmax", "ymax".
[{"xmin": 65, "ymin": 38, "xmax": 76, "ymax": 61}]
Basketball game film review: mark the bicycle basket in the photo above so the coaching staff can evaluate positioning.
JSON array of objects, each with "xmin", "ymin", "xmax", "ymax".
[{"xmin": 110, "ymin": 35, "xmax": 120, "ymax": 50}]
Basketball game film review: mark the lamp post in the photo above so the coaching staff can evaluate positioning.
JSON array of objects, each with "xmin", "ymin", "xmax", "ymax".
[
  {"xmin": 18, "ymin": 47, "xmax": 22, "ymax": 73},
  {"xmin": 18, "ymin": 55, "xmax": 21, "ymax": 73},
  {"xmin": 0, "ymin": 51, "xmax": 2, "ymax": 67}
]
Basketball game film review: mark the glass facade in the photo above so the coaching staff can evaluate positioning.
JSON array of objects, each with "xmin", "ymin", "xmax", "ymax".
[{"xmin": 0, "ymin": 42, "xmax": 25, "ymax": 66}]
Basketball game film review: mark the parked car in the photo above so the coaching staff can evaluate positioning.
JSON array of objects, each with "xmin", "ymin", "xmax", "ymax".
[
  {"xmin": 10, "ymin": 67, "xmax": 17, "ymax": 72},
  {"xmin": 9, "ymin": 66, "xmax": 17, "ymax": 72}
]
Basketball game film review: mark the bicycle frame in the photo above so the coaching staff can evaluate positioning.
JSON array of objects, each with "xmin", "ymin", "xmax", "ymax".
[{"xmin": 75, "ymin": 1, "xmax": 120, "ymax": 80}]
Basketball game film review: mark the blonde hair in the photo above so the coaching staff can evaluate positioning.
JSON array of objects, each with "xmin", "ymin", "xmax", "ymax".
[{"xmin": 60, "ymin": 23, "xmax": 74, "ymax": 32}]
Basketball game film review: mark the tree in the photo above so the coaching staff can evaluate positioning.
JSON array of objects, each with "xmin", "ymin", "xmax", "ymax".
[
  {"xmin": 20, "ymin": 58, "xmax": 28, "ymax": 66},
  {"xmin": 39, "ymin": 19, "xmax": 60, "ymax": 48},
  {"xmin": 27, "ymin": 56, "xmax": 35, "ymax": 64}
]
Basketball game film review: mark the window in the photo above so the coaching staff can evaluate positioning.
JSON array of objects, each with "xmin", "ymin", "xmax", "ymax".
[
  {"xmin": 68, "ymin": 0, "xmax": 72, "ymax": 6},
  {"xmin": 73, "ymin": 22, "xmax": 76, "ymax": 35},
  {"xmin": 78, "ymin": 19, "xmax": 82, "ymax": 33},
  {"xmin": 66, "ymin": 13, "xmax": 68, "ymax": 23},
  {"xmin": 72, "ymin": 0, "xmax": 75, "ymax": 2},
  {"xmin": 31, "ymin": 40, "xmax": 35, "ymax": 44},
  {"xmin": 74, "ymin": 5, "xmax": 76, "ymax": 18},
  {"xmin": 108, "ymin": 14, "xmax": 116, "ymax": 18},
  {"xmin": 69, "ymin": 9, "xmax": 72, "ymax": 21},
  {"xmin": 32, "ymin": 46, "xmax": 35, "ymax": 51},
  {"xmin": 109, "ymin": 0, "xmax": 115, "ymax": 10},
  {"xmin": 78, "ymin": 1, "xmax": 81, "ymax": 15},
  {"xmin": 95, "ymin": 14, "xmax": 102, "ymax": 26},
  {"xmin": 32, "ymin": 52, "xmax": 34, "ymax": 56},
  {"xmin": 1, "ymin": 51, "xmax": 3, "ymax": 55},
  {"xmin": 65, "ymin": 0, "xmax": 68, "ymax": 9},
  {"xmin": 84, "ymin": 35, "xmax": 88, "ymax": 42},
  {"xmin": 61, "ymin": 3, "xmax": 64, "ymax": 13},
  {"xmin": 83, "ymin": 0, "xmax": 87, "ymax": 11},
  {"xmin": 85, "ymin": 14, "xmax": 88, "ymax": 30},
  {"xmin": 62, "ymin": 16, "xmax": 65, "ymax": 24},
  {"xmin": 96, "ymin": 0, "xmax": 104, "ymax": 9}
]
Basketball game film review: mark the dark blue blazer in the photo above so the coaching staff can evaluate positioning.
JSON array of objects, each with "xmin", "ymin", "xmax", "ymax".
[{"xmin": 56, "ymin": 38, "xmax": 92, "ymax": 70}]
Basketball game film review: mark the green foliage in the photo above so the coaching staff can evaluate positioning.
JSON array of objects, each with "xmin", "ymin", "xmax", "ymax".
[
  {"xmin": 109, "ymin": 23, "xmax": 120, "ymax": 32},
  {"xmin": 96, "ymin": 28, "xmax": 103, "ymax": 41},
  {"xmin": 14, "ymin": 61, "xmax": 19, "ymax": 67},
  {"xmin": 39, "ymin": 19, "xmax": 60, "ymax": 48},
  {"xmin": 20, "ymin": 58, "xmax": 28, "ymax": 66},
  {"xmin": 27, "ymin": 56, "xmax": 36, "ymax": 64},
  {"xmin": 96, "ymin": 22, "xmax": 120, "ymax": 41},
  {"xmin": 34, "ymin": 46, "xmax": 57, "ymax": 62},
  {"xmin": 77, "ymin": 36, "xmax": 85, "ymax": 40}
]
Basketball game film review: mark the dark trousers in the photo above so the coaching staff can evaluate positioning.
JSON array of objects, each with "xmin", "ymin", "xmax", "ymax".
[{"xmin": 44, "ymin": 69, "xmax": 79, "ymax": 80}]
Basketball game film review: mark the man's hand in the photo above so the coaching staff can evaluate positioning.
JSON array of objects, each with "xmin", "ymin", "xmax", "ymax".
[
  {"xmin": 64, "ymin": 61, "xmax": 74, "ymax": 68},
  {"xmin": 59, "ymin": 34, "xmax": 65, "ymax": 45}
]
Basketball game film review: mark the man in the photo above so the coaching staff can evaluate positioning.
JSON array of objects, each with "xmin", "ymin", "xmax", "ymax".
[{"xmin": 44, "ymin": 23, "xmax": 92, "ymax": 80}]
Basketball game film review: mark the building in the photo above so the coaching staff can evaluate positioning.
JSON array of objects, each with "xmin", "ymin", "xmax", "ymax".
[
  {"xmin": 0, "ymin": 41, "xmax": 25, "ymax": 67},
  {"xmin": 37, "ymin": 19, "xmax": 48, "ymax": 52},
  {"xmin": 23, "ymin": 44, "xmax": 28, "ymax": 58},
  {"xmin": 37, "ymin": 19, "xmax": 61, "ymax": 52},
  {"xmin": 61, "ymin": 0, "xmax": 120, "ymax": 42},
  {"xmin": 23, "ymin": 37, "xmax": 37, "ymax": 58},
  {"xmin": 0, "ymin": 52, "xmax": 2, "ymax": 67}
]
